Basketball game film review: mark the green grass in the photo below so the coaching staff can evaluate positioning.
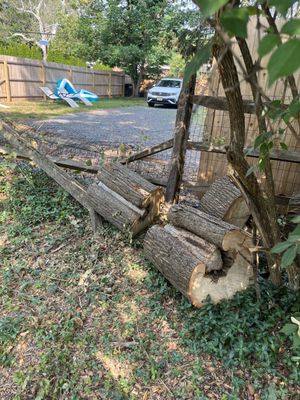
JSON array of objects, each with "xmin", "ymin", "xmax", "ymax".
[
  {"xmin": 0, "ymin": 162, "xmax": 300, "ymax": 400},
  {"xmin": 0, "ymin": 97, "xmax": 145, "ymax": 121}
]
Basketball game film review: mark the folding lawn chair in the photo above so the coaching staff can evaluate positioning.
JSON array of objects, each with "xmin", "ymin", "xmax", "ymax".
[
  {"xmin": 59, "ymin": 87, "xmax": 93, "ymax": 107},
  {"xmin": 40, "ymin": 87, "xmax": 79, "ymax": 108}
]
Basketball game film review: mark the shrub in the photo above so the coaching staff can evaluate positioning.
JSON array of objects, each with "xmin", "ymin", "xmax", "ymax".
[{"xmin": 0, "ymin": 43, "xmax": 42, "ymax": 60}]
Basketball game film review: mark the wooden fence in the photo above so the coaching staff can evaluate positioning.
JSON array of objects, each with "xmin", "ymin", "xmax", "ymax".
[
  {"xmin": 197, "ymin": 18, "xmax": 300, "ymax": 197},
  {"xmin": 0, "ymin": 55, "xmax": 125, "ymax": 101}
]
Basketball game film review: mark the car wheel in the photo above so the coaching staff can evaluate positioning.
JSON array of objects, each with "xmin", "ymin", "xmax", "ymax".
[{"xmin": 148, "ymin": 103, "xmax": 154, "ymax": 107}]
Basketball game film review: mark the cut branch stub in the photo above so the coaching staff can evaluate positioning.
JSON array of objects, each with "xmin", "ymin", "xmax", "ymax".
[
  {"xmin": 144, "ymin": 224, "xmax": 223, "ymax": 307},
  {"xmin": 167, "ymin": 204, "xmax": 252, "ymax": 260},
  {"xmin": 198, "ymin": 176, "xmax": 250, "ymax": 228}
]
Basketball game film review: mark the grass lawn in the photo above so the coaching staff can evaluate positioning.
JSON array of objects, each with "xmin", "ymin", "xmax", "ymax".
[
  {"xmin": 0, "ymin": 162, "xmax": 299, "ymax": 400},
  {"xmin": 0, "ymin": 97, "xmax": 145, "ymax": 121}
]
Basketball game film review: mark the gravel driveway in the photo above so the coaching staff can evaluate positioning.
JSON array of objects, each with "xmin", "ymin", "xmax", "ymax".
[{"xmin": 32, "ymin": 105, "xmax": 177, "ymax": 148}]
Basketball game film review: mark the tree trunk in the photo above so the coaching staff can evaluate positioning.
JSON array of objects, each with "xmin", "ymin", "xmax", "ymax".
[
  {"xmin": 167, "ymin": 204, "xmax": 252, "ymax": 259},
  {"xmin": 199, "ymin": 176, "xmax": 250, "ymax": 228},
  {"xmin": 87, "ymin": 182, "xmax": 156, "ymax": 236},
  {"xmin": 213, "ymin": 27, "xmax": 281, "ymax": 285},
  {"xmin": 97, "ymin": 161, "xmax": 164, "ymax": 209},
  {"xmin": 144, "ymin": 224, "xmax": 222, "ymax": 306},
  {"xmin": 144, "ymin": 224, "xmax": 253, "ymax": 307},
  {"xmin": 164, "ymin": 224, "xmax": 223, "ymax": 272}
]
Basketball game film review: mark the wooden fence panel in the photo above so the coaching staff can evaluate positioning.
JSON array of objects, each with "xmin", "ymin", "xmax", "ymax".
[
  {"xmin": 0, "ymin": 55, "xmax": 125, "ymax": 100},
  {"xmin": 197, "ymin": 18, "xmax": 300, "ymax": 197}
]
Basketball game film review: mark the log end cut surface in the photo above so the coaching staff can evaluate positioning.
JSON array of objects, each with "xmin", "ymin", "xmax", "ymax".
[{"xmin": 191, "ymin": 254, "xmax": 253, "ymax": 307}]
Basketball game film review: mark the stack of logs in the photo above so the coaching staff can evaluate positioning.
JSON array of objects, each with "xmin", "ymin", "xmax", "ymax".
[
  {"xmin": 1, "ymin": 121, "xmax": 255, "ymax": 307},
  {"xmin": 88, "ymin": 161, "xmax": 164, "ymax": 236},
  {"xmin": 144, "ymin": 177, "xmax": 253, "ymax": 307}
]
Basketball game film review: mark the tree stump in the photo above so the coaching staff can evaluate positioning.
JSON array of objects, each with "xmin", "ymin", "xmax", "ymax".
[
  {"xmin": 144, "ymin": 224, "xmax": 224, "ymax": 306},
  {"xmin": 199, "ymin": 176, "xmax": 250, "ymax": 228}
]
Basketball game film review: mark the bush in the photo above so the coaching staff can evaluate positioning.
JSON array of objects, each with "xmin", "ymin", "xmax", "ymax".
[
  {"xmin": 0, "ymin": 43, "xmax": 42, "ymax": 60},
  {"xmin": 47, "ymin": 50, "xmax": 86, "ymax": 67}
]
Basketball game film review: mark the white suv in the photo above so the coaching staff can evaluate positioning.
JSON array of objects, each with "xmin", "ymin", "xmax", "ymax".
[{"xmin": 147, "ymin": 78, "xmax": 182, "ymax": 108}]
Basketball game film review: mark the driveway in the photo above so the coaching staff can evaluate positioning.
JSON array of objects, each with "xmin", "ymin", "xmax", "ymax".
[{"xmin": 32, "ymin": 106, "xmax": 177, "ymax": 149}]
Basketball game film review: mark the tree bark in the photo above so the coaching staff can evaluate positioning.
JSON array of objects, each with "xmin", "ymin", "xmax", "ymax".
[
  {"xmin": 87, "ymin": 182, "xmax": 153, "ymax": 236},
  {"xmin": 164, "ymin": 224, "xmax": 223, "ymax": 272},
  {"xmin": 97, "ymin": 161, "xmax": 164, "ymax": 208},
  {"xmin": 199, "ymin": 176, "xmax": 250, "ymax": 228},
  {"xmin": 212, "ymin": 25, "xmax": 282, "ymax": 285},
  {"xmin": 144, "ymin": 224, "xmax": 253, "ymax": 307},
  {"xmin": 167, "ymin": 204, "xmax": 252, "ymax": 258},
  {"xmin": 144, "ymin": 224, "xmax": 223, "ymax": 306},
  {"xmin": 165, "ymin": 74, "xmax": 196, "ymax": 203}
]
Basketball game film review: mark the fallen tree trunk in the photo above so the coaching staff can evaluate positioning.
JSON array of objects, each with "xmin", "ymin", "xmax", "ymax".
[
  {"xmin": 199, "ymin": 176, "xmax": 250, "ymax": 228},
  {"xmin": 0, "ymin": 119, "xmax": 101, "ymax": 216},
  {"xmin": 87, "ymin": 182, "xmax": 157, "ymax": 236},
  {"xmin": 97, "ymin": 161, "xmax": 164, "ymax": 209},
  {"xmin": 164, "ymin": 224, "xmax": 223, "ymax": 272},
  {"xmin": 144, "ymin": 224, "xmax": 252, "ymax": 307},
  {"xmin": 167, "ymin": 204, "xmax": 252, "ymax": 259},
  {"xmin": 144, "ymin": 225, "xmax": 220, "ymax": 305}
]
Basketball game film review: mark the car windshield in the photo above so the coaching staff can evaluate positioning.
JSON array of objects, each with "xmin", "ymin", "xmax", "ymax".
[{"xmin": 156, "ymin": 80, "xmax": 181, "ymax": 88}]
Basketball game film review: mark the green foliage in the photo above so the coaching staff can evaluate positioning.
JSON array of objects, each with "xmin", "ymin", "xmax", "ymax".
[
  {"xmin": 264, "ymin": 0, "xmax": 296, "ymax": 17},
  {"xmin": 221, "ymin": 7, "xmax": 249, "ymax": 39},
  {"xmin": 267, "ymin": 39, "xmax": 300, "ymax": 86},
  {"xmin": 192, "ymin": 0, "xmax": 229, "ymax": 17},
  {"xmin": 271, "ymin": 216, "xmax": 300, "ymax": 268},
  {"xmin": 281, "ymin": 19, "xmax": 300, "ymax": 36},
  {"xmin": 0, "ymin": 43, "xmax": 42, "ymax": 60},
  {"xmin": 183, "ymin": 41, "xmax": 212, "ymax": 85},
  {"xmin": 281, "ymin": 316, "xmax": 300, "ymax": 362},
  {"xmin": 258, "ymin": 34, "xmax": 281, "ymax": 58},
  {"xmin": 0, "ymin": 163, "xmax": 86, "ymax": 238},
  {"xmin": 168, "ymin": 53, "xmax": 186, "ymax": 78},
  {"xmin": 47, "ymin": 50, "xmax": 86, "ymax": 67},
  {"xmin": 93, "ymin": 62, "xmax": 112, "ymax": 71}
]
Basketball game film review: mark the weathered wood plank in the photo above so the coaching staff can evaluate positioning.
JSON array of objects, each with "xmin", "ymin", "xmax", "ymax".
[{"xmin": 165, "ymin": 74, "xmax": 196, "ymax": 203}]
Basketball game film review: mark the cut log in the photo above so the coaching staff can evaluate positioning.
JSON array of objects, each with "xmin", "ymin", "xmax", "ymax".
[
  {"xmin": 164, "ymin": 224, "xmax": 223, "ymax": 272},
  {"xmin": 167, "ymin": 204, "xmax": 252, "ymax": 260},
  {"xmin": 97, "ymin": 161, "xmax": 164, "ymax": 209},
  {"xmin": 190, "ymin": 254, "xmax": 253, "ymax": 306},
  {"xmin": 143, "ymin": 224, "xmax": 223, "ymax": 306},
  {"xmin": 199, "ymin": 176, "xmax": 250, "ymax": 228},
  {"xmin": 87, "ymin": 182, "xmax": 157, "ymax": 236}
]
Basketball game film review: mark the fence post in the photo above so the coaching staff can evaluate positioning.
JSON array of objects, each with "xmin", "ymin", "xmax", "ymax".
[
  {"xmin": 108, "ymin": 72, "xmax": 112, "ymax": 98},
  {"xmin": 92, "ymin": 70, "xmax": 96, "ymax": 93},
  {"xmin": 69, "ymin": 67, "xmax": 73, "ymax": 82},
  {"xmin": 4, "ymin": 60, "xmax": 11, "ymax": 102},
  {"xmin": 122, "ymin": 74, "xmax": 125, "ymax": 97},
  {"xmin": 41, "ymin": 63, "xmax": 46, "ymax": 100}
]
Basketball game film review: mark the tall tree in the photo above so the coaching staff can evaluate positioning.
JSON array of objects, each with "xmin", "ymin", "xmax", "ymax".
[
  {"xmin": 190, "ymin": 0, "xmax": 300, "ymax": 289},
  {"xmin": 89, "ymin": 0, "xmax": 171, "ymax": 95},
  {"xmin": 1, "ymin": 0, "xmax": 69, "ymax": 60}
]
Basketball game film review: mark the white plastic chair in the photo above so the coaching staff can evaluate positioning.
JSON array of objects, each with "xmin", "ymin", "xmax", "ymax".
[{"xmin": 40, "ymin": 87, "xmax": 79, "ymax": 108}]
